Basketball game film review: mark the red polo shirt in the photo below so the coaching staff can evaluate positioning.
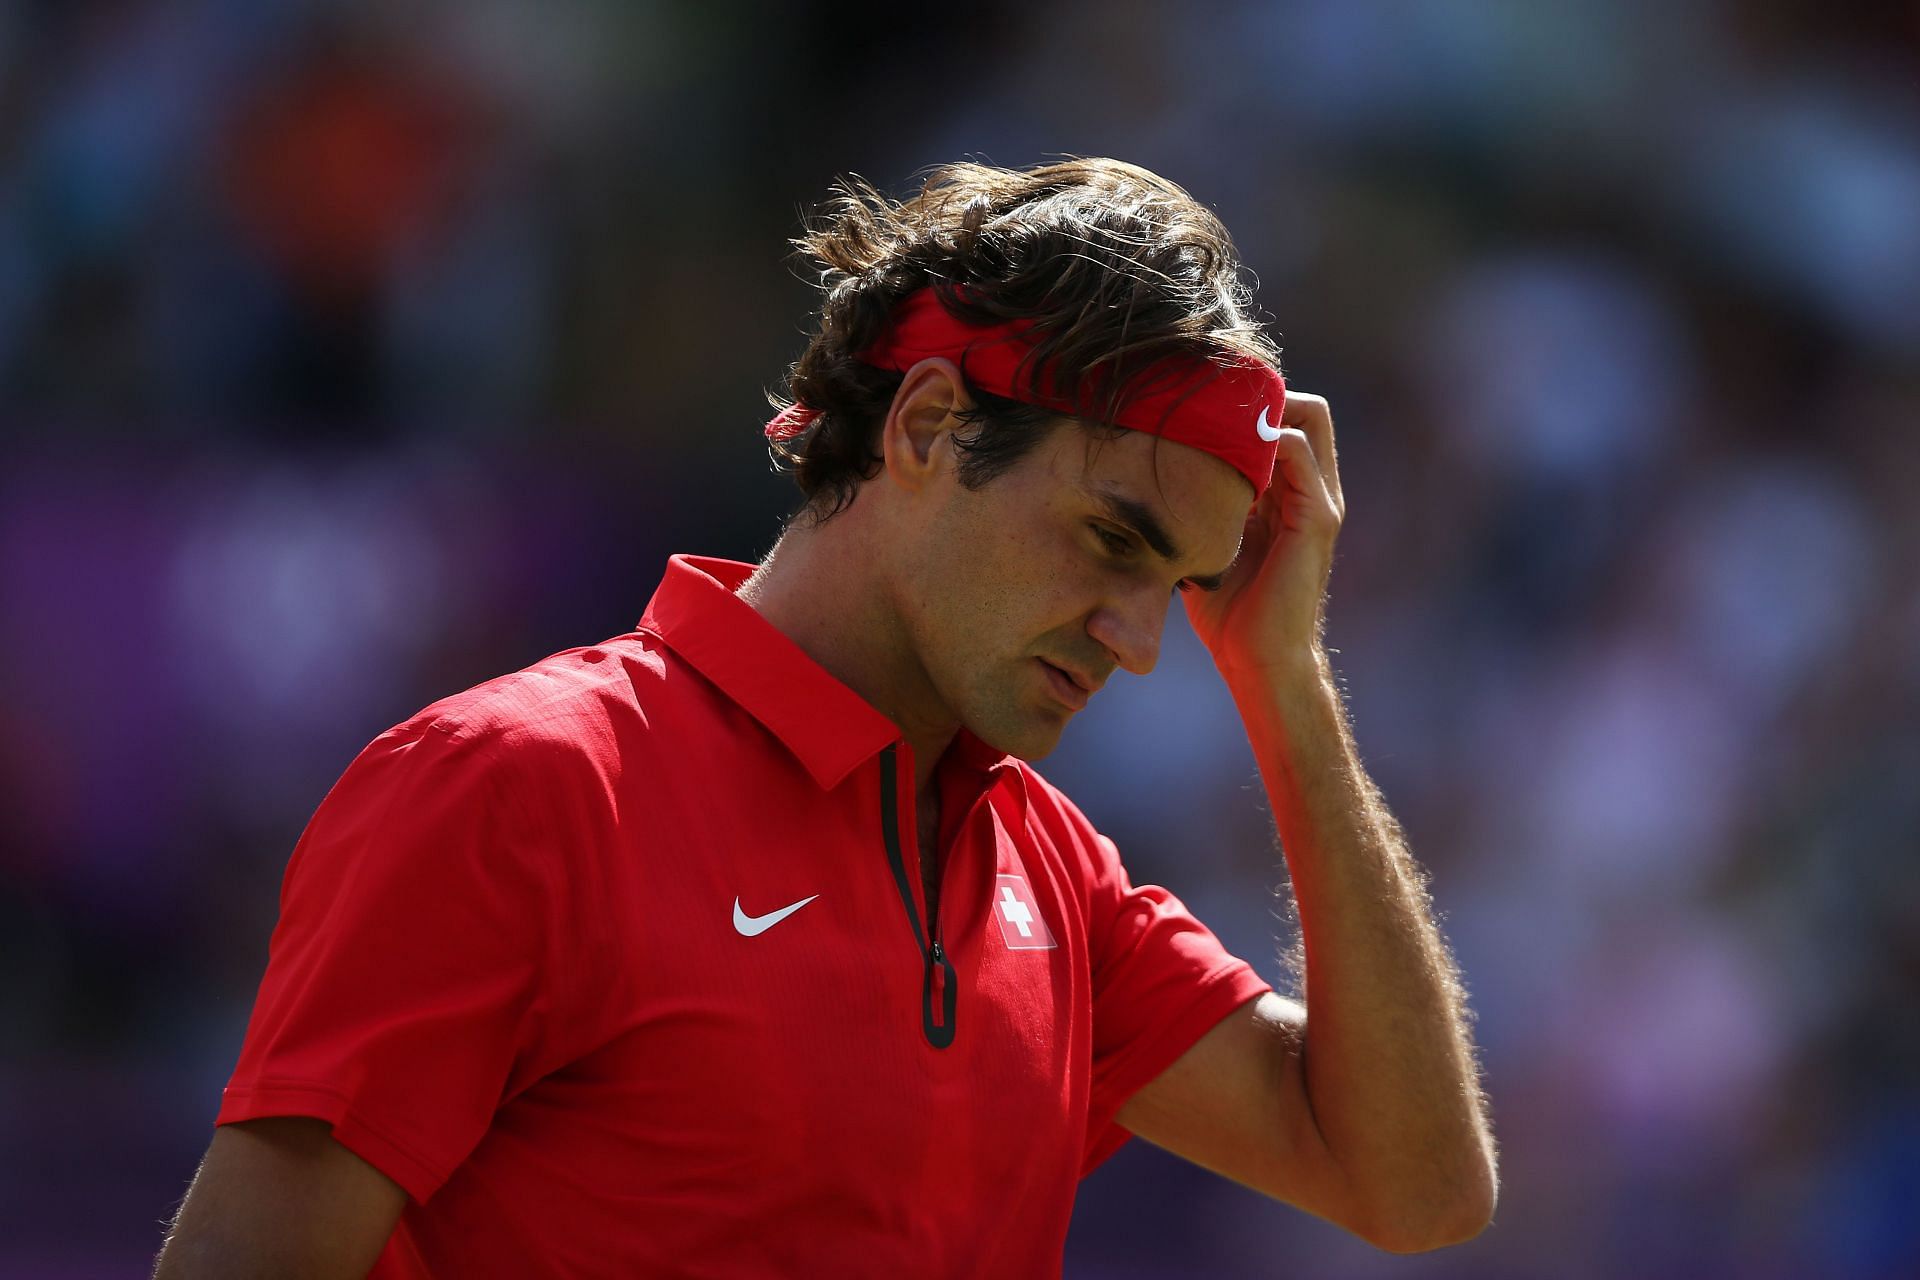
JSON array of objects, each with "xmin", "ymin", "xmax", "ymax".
[{"xmin": 218, "ymin": 555, "xmax": 1272, "ymax": 1277}]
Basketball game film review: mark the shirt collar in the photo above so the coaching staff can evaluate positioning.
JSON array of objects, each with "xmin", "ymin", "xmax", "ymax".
[{"xmin": 638, "ymin": 555, "xmax": 1018, "ymax": 791}]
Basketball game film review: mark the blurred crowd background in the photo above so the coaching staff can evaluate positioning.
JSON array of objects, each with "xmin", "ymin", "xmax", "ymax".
[{"xmin": 3, "ymin": 1, "xmax": 1917, "ymax": 1276}]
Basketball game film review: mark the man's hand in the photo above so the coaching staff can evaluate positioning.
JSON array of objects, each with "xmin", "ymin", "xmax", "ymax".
[{"xmin": 1183, "ymin": 391, "xmax": 1344, "ymax": 677}]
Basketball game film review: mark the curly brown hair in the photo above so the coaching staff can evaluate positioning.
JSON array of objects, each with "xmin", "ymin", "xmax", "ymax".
[{"xmin": 770, "ymin": 157, "xmax": 1282, "ymax": 518}]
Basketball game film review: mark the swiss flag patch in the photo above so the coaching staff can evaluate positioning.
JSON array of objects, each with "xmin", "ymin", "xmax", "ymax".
[{"xmin": 991, "ymin": 874, "xmax": 1057, "ymax": 950}]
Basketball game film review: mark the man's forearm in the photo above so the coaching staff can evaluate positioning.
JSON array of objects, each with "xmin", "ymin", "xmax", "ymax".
[{"xmin": 1231, "ymin": 647, "xmax": 1496, "ymax": 1246}]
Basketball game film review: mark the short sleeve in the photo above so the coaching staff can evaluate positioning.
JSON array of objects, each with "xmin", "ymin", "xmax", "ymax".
[
  {"xmin": 216, "ymin": 717, "xmax": 564, "ymax": 1203},
  {"xmin": 1074, "ymin": 825, "xmax": 1273, "ymax": 1176}
]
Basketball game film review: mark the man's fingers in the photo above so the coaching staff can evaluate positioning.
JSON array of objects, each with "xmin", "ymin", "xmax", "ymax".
[
  {"xmin": 1281, "ymin": 391, "xmax": 1342, "ymax": 516},
  {"xmin": 1268, "ymin": 428, "xmax": 1338, "ymax": 527}
]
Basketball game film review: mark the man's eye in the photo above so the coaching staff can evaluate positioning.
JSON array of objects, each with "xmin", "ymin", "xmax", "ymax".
[{"xmin": 1091, "ymin": 524, "xmax": 1133, "ymax": 556}]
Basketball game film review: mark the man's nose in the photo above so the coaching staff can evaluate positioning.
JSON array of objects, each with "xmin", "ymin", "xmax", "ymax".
[{"xmin": 1085, "ymin": 589, "xmax": 1167, "ymax": 677}]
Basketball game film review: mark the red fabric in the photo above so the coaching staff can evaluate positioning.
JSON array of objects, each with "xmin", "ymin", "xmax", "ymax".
[
  {"xmin": 219, "ymin": 555, "xmax": 1271, "ymax": 1277},
  {"xmin": 768, "ymin": 287, "xmax": 1287, "ymax": 495}
]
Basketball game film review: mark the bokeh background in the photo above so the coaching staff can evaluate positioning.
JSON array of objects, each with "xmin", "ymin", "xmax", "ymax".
[{"xmin": 4, "ymin": 1, "xmax": 1918, "ymax": 1276}]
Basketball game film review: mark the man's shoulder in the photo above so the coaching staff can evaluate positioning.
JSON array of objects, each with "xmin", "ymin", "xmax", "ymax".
[
  {"xmin": 386, "ymin": 632, "xmax": 679, "ymax": 776},
  {"xmin": 1006, "ymin": 760, "xmax": 1109, "ymax": 849}
]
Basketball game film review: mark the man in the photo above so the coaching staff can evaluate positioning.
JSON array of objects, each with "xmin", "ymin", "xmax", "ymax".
[{"xmin": 156, "ymin": 158, "xmax": 1495, "ymax": 1277}]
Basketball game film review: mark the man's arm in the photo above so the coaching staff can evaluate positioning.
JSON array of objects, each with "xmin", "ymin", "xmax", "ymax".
[
  {"xmin": 1126, "ymin": 392, "xmax": 1496, "ymax": 1252},
  {"xmin": 154, "ymin": 1117, "xmax": 407, "ymax": 1279},
  {"xmin": 1116, "ymin": 654, "xmax": 1496, "ymax": 1252}
]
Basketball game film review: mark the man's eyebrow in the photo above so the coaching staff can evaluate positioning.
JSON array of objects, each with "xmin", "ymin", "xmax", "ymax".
[{"xmin": 1090, "ymin": 489, "xmax": 1234, "ymax": 591}]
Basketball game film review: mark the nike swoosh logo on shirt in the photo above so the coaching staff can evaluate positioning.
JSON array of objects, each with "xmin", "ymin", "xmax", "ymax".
[{"xmin": 733, "ymin": 894, "xmax": 820, "ymax": 937}]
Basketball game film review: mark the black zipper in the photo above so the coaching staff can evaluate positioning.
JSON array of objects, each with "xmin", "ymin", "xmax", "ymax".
[{"xmin": 879, "ymin": 744, "xmax": 957, "ymax": 1048}]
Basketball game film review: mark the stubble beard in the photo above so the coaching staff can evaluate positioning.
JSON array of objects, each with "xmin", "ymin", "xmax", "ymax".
[{"xmin": 953, "ymin": 654, "xmax": 1069, "ymax": 763}]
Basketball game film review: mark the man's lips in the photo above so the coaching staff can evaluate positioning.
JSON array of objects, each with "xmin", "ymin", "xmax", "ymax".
[{"xmin": 1037, "ymin": 659, "xmax": 1095, "ymax": 711}]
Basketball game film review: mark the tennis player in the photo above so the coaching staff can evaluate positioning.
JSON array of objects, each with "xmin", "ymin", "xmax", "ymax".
[{"xmin": 156, "ymin": 158, "xmax": 1495, "ymax": 1277}]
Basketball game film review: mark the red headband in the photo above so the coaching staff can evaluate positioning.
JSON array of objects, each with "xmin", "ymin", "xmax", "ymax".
[{"xmin": 766, "ymin": 288, "xmax": 1286, "ymax": 495}]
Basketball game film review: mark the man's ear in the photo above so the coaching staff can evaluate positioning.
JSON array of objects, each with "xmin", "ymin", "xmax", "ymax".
[{"xmin": 878, "ymin": 358, "xmax": 970, "ymax": 494}]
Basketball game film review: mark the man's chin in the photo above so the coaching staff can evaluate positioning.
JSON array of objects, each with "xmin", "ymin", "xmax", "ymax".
[{"xmin": 963, "ymin": 710, "xmax": 1069, "ymax": 763}]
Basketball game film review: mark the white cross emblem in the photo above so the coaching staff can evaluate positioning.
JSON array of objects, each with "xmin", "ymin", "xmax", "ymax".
[
  {"xmin": 991, "ymin": 873, "xmax": 1056, "ymax": 950},
  {"xmin": 998, "ymin": 885, "xmax": 1034, "ymax": 938}
]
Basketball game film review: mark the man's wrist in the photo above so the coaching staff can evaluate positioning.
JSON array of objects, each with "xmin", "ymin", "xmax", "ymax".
[
  {"xmin": 1217, "ymin": 642, "xmax": 1333, "ymax": 703},
  {"xmin": 1220, "ymin": 644, "xmax": 1346, "ymax": 768}
]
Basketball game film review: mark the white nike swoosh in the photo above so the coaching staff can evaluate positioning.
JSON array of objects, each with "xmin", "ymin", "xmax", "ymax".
[
  {"xmin": 1256, "ymin": 406, "xmax": 1285, "ymax": 442},
  {"xmin": 733, "ymin": 894, "xmax": 820, "ymax": 937}
]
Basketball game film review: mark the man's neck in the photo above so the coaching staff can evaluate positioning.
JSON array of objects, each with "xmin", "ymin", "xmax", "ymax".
[{"xmin": 735, "ymin": 518, "xmax": 957, "ymax": 797}]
